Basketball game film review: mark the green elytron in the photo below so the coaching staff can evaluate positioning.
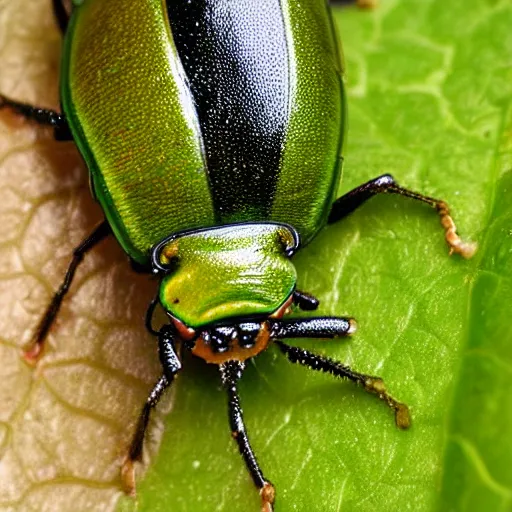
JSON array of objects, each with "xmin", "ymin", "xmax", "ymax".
[{"xmin": 0, "ymin": 0, "xmax": 476, "ymax": 509}]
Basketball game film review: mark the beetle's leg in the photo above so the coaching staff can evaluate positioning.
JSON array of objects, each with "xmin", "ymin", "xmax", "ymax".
[
  {"xmin": 130, "ymin": 258, "xmax": 152, "ymax": 274},
  {"xmin": 293, "ymin": 289, "xmax": 320, "ymax": 311},
  {"xmin": 270, "ymin": 317, "xmax": 356, "ymax": 339},
  {"xmin": 145, "ymin": 297, "xmax": 162, "ymax": 336},
  {"xmin": 52, "ymin": 0, "xmax": 69, "ymax": 35},
  {"xmin": 24, "ymin": 221, "xmax": 111, "ymax": 363},
  {"xmin": 0, "ymin": 94, "xmax": 72, "ymax": 140},
  {"xmin": 330, "ymin": 0, "xmax": 378, "ymax": 8},
  {"xmin": 220, "ymin": 360, "xmax": 275, "ymax": 512},
  {"xmin": 328, "ymin": 173, "xmax": 476, "ymax": 258},
  {"xmin": 122, "ymin": 375, "xmax": 169, "ymax": 495},
  {"xmin": 275, "ymin": 340, "xmax": 410, "ymax": 429},
  {"xmin": 122, "ymin": 327, "xmax": 182, "ymax": 496}
]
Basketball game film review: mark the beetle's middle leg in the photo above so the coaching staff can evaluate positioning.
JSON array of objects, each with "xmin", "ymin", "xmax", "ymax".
[
  {"xmin": 328, "ymin": 173, "xmax": 476, "ymax": 258},
  {"xmin": 220, "ymin": 360, "xmax": 275, "ymax": 512},
  {"xmin": 24, "ymin": 221, "xmax": 111, "ymax": 363}
]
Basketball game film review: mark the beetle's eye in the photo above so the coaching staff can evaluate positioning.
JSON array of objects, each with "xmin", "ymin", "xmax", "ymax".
[
  {"xmin": 210, "ymin": 326, "xmax": 237, "ymax": 353},
  {"xmin": 238, "ymin": 322, "xmax": 261, "ymax": 347},
  {"xmin": 210, "ymin": 333, "xmax": 228, "ymax": 352},
  {"xmin": 239, "ymin": 332, "xmax": 254, "ymax": 347}
]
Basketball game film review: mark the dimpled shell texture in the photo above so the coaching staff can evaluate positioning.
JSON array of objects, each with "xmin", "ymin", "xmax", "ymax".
[{"xmin": 61, "ymin": 0, "xmax": 345, "ymax": 264}]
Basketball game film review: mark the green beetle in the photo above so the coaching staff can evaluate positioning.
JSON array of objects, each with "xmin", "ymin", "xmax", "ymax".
[{"xmin": 0, "ymin": 0, "xmax": 476, "ymax": 510}]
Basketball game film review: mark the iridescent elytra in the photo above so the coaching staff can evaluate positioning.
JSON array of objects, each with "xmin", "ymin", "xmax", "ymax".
[{"xmin": 0, "ymin": 0, "xmax": 476, "ymax": 510}]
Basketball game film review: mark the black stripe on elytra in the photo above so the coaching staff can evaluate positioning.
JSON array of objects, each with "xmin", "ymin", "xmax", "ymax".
[{"xmin": 166, "ymin": 0, "xmax": 289, "ymax": 222}]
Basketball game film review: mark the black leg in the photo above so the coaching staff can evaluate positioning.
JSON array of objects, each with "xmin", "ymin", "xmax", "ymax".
[
  {"xmin": 275, "ymin": 341, "xmax": 411, "ymax": 429},
  {"xmin": 23, "ymin": 221, "xmax": 111, "ymax": 363},
  {"xmin": 122, "ymin": 327, "xmax": 182, "ymax": 495},
  {"xmin": 130, "ymin": 258, "xmax": 152, "ymax": 274},
  {"xmin": 330, "ymin": 0, "xmax": 378, "ymax": 7},
  {"xmin": 145, "ymin": 297, "xmax": 161, "ymax": 336},
  {"xmin": 52, "ymin": 0, "xmax": 70, "ymax": 35},
  {"xmin": 292, "ymin": 289, "xmax": 320, "ymax": 311},
  {"xmin": 328, "ymin": 173, "xmax": 476, "ymax": 258},
  {"xmin": 220, "ymin": 361, "xmax": 275, "ymax": 512},
  {"xmin": 270, "ymin": 317, "xmax": 356, "ymax": 339},
  {"xmin": 0, "ymin": 94, "xmax": 72, "ymax": 140},
  {"xmin": 122, "ymin": 376, "xmax": 169, "ymax": 495}
]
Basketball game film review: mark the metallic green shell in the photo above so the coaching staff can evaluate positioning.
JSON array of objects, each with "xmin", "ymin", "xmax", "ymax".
[
  {"xmin": 271, "ymin": 2, "xmax": 345, "ymax": 238},
  {"xmin": 61, "ymin": 0, "xmax": 344, "ymax": 265},
  {"xmin": 61, "ymin": 0, "xmax": 216, "ymax": 264},
  {"xmin": 159, "ymin": 224, "xmax": 297, "ymax": 328}
]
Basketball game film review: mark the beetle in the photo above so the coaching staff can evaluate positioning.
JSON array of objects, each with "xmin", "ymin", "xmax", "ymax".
[{"xmin": 0, "ymin": 0, "xmax": 476, "ymax": 510}]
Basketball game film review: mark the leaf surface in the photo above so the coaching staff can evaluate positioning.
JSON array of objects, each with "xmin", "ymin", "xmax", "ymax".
[{"xmin": 0, "ymin": 1, "xmax": 510, "ymax": 512}]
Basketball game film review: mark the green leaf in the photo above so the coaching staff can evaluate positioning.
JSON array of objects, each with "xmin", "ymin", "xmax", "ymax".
[{"xmin": 121, "ymin": 1, "xmax": 512, "ymax": 511}]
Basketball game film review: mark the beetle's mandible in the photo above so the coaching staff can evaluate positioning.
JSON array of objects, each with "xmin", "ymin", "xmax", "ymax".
[{"xmin": 0, "ymin": 0, "xmax": 476, "ymax": 510}]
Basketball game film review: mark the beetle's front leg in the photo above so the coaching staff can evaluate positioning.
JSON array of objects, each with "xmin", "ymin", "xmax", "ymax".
[
  {"xmin": 274, "ymin": 338, "xmax": 411, "ymax": 430},
  {"xmin": 328, "ymin": 174, "xmax": 477, "ymax": 258},
  {"xmin": 270, "ymin": 316, "xmax": 356, "ymax": 339},
  {"xmin": 122, "ymin": 327, "xmax": 182, "ymax": 496},
  {"xmin": 220, "ymin": 361, "xmax": 275, "ymax": 512}
]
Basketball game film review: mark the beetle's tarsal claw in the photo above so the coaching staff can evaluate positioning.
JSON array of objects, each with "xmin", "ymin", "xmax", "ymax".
[
  {"xmin": 394, "ymin": 403, "xmax": 412, "ymax": 430},
  {"xmin": 260, "ymin": 481, "xmax": 275, "ymax": 512},
  {"xmin": 120, "ymin": 457, "xmax": 137, "ymax": 498},
  {"xmin": 261, "ymin": 501, "xmax": 274, "ymax": 512},
  {"xmin": 363, "ymin": 377, "xmax": 411, "ymax": 429},
  {"xmin": 436, "ymin": 201, "xmax": 477, "ymax": 259},
  {"xmin": 22, "ymin": 342, "xmax": 43, "ymax": 366}
]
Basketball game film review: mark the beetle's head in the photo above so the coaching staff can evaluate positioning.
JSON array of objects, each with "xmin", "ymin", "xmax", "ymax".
[{"xmin": 152, "ymin": 223, "xmax": 299, "ymax": 363}]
